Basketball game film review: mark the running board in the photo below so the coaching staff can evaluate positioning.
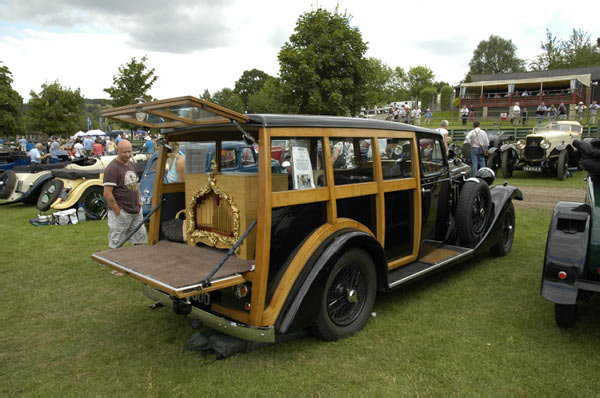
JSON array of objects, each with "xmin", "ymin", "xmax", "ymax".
[{"xmin": 387, "ymin": 242, "xmax": 473, "ymax": 289}]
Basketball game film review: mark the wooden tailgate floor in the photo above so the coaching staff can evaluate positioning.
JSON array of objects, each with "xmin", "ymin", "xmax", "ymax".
[{"xmin": 92, "ymin": 240, "xmax": 253, "ymax": 288}]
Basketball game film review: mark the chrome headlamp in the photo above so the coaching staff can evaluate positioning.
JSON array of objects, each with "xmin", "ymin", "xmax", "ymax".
[
  {"xmin": 540, "ymin": 139, "xmax": 550, "ymax": 150},
  {"xmin": 516, "ymin": 139, "xmax": 526, "ymax": 150}
]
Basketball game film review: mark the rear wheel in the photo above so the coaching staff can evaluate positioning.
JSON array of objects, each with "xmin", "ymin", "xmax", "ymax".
[
  {"xmin": 36, "ymin": 179, "xmax": 63, "ymax": 211},
  {"xmin": 486, "ymin": 151, "xmax": 499, "ymax": 174},
  {"xmin": 313, "ymin": 249, "xmax": 376, "ymax": 341},
  {"xmin": 455, "ymin": 180, "xmax": 492, "ymax": 246},
  {"xmin": 557, "ymin": 150, "xmax": 568, "ymax": 181},
  {"xmin": 555, "ymin": 303, "xmax": 578, "ymax": 328},
  {"xmin": 491, "ymin": 202, "xmax": 515, "ymax": 256},
  {"xmin": 79, "ymin": 186, "xmax": 106, "ymax": 220},
  {"xmin": 501, "ymin": 150, "xmax": 513, "ymax": 178}
]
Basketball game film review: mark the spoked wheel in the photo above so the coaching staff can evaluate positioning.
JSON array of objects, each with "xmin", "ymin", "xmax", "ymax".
[
  {"xmin": 501, "ymin": 150, "xmax": 513, "ymax": 178},
  {"xmin": 313, "ymin": 249, "xmax": 376, "ymax": 341},
  {"xmin": 486, "ymin": 151, "xmax": 499, "ymax": 174},
  {"xmin": 557, "ymin": 150, "xmax": 568, "ymax": 181},
  {"xmin": 79, "ymin": 186, "xmax": 106, "ymax": 220},
  {"xmin": 456, "ymin": 180, "xmax": 492, "ymax": 246},
  {"xmin": 491, "ymin": 202, "xmax": 515, "ymax": 256},
  {"xmin": 0, "ymin": 170, "xmax": 16, "ymax": 199},
  {"xmin": 555, "ymin": 303, "xmax": 578, "ymax": 328},
  {"xmin": 37, "ymin": 179, "xmax": 64, "ymax": 211}
]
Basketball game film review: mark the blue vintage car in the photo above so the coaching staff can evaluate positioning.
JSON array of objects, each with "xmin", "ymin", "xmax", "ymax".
[{"xmin": 140, "ymin": 141, "xmax": 281, "ymax": 216}]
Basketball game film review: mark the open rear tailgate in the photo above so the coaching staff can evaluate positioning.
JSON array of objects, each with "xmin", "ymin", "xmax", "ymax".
[{"xmin": 92, "ymin": 241, "xmax": 253, "ymax": 298}]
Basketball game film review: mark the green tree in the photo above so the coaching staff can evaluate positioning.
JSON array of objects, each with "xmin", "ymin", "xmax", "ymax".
[
  {"xmin": 0, "ymin": 62, "xmax": 25, "ymax": 137},
  {"xmin": 247, "ymin": 77, "xmax": 288, "ymax": 114},
  {"xmin": 363, "ymin": 58, "xmax": 395, "ymax": 107},
  {"xmin": 440, "ymin": 85, "xmax": 454, "ymax": 111},
  {"xmin": 389, "ymin": 67, "xmax": 408, "ymax": 100},
  {"xmin": 234, "ymin": 69, "xmax": 272, "ymax": 111},
  {"xmin": 211, "ymin": 88, "xmax": 245, "ymax": 113},
  {"xmin": 468, "ymin": 35, "xmax": 525, "ymax": 75},
  {"xmin": 530, "ymin": 29, "xmax": 600, "ymax": 70},
  {"xmin": 406, "ymin": 66, "xmax": 435, "ymax": 100},
  {"xmin": 200, "ymin": 89, "xmax": 212, "ymax": 102},
  {"xmin": 419, "ymin": 87, "xmax": 437, "ymax": 111},
  {"xmin": 26, "ymin": 81, "xmax": 85, "ymax": 137},
  {"xmin": 278, "ymin": 8, "xmax": 370, "ymax": 116},
  {"xmin": 104, "ymin": 55, "xmax": 158, "ymax": 107}
]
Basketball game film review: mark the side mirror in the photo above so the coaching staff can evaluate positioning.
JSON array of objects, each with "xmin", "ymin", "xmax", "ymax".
[{"xmin": 281, "ymin": 160, "xmax": 291, "ymax": 169}]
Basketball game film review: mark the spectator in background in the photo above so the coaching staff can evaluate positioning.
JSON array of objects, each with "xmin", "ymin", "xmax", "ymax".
[
  {"xmin": 522, "ymin": 107, "xmax": 528, "ymax": 126},
  {"xmin": 83, "ymin": 135, "xmax": 94, "ymax": 156},
  {"xmin": 106, "ymin": 137, "xmax": 117, "ymax": 155},
  {"xmin": 521, "ymin": 90, "xmax": 529, "ymax": 96},
  {"xmin": 73, "ymin": 139, "xmax": 85, "ymax": 158},
  {"xmin": 435, "ymin": 120, "xmax": 449, "ymax": 154},
  {"xmin": 460, "ymin": 106, "xmax": 469, "ymax": 125},
  {"xmin": 558, "ymin": 103, "xmax": 567, "ymax": 120},
  {"xmin": 512, "ymin": 102, "xmax": 521, "ymax": 126},
  {"xmin": 29, "ymin": 143, "xmax": 50, "ymax": 164},
  {"xmin": 49, "ymin": 138, "xmax": 61, "ymax": 163},
  {"xmin": 548, "ymin": 104, "xmax": 557, "ymax": 122},
  {"xmin": 589, "ymin": 100, "xmax": 599, "ymax": 125},
  {"xmin": 92, "ymin": 138, "xmax": 104, "ymax": 156},
  {"xmin": 424, "ymin": 108, "xmax": 432, "ymax": 126},
  {"xmin": 465, "ymin": 121, "xmax": 489, "ymax": 176},
  {"xmin": 576, "ymin": 102, "xmax": 587, "ymax": 123},
  {"xmin": 414, "ymin": 107, "xmax": 422, "ymax": 126},
  {"xmin": 536, "ymin": 102, "xmax": 547, "ymax": 124},
  {"xmin": 18, "ymin": 136, "xmax": 28, "ymax": 152},
  {"xmin": 143, "ymin": 136, "xmax": 155, "ymax": 153}
]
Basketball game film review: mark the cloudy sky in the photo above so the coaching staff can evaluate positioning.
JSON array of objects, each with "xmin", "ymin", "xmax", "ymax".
[{"xmin": 0, "ymin": 0, "xmax": 596, "ymax": 101}]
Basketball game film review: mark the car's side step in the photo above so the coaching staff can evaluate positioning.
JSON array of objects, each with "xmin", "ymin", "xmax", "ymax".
[{"xmin": 387, "ymin": 242, "xmax": 472, "ymax": 289}]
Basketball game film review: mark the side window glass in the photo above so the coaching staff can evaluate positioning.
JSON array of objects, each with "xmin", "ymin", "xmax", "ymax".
[
  {"xmin": 240, "ymin": 147, "xmax": 256, "ymax": 167},
  {"xmin": 221, "ymin": 148, "xmax": 237, "ymax": 169},
  {"xmin": 271, "ymin": 137, "xmax": 325, "ymax": 192},
  {"xmin": 419, "ymin": 138, "xmax": 446, "ymax": 176},
  {"xmin": 572, "ymin": 125, "xmax": 582, "ymax": 133},
  {"xmin": 331, "ymin": 138, "xmax": 374, "ymax": 185},
  {"xmin": 381, "ymin": 138, "xmax": 412, "ymax": 179}
]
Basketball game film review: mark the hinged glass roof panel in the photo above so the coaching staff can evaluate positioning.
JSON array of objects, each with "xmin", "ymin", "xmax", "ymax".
[{"xmin": 101, "ymin": 96, "xmax": 248, "ymax": 128}]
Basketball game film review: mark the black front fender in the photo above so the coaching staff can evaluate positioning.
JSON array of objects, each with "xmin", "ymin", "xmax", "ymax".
[{"xmin": 275, "ymin": 229, "xmax": 386, "ymax": 334}]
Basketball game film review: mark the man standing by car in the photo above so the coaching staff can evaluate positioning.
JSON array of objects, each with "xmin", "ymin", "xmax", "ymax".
[
  {"xmin": 103, "ymin": 139, "xmax": 146, "ymax": 249},
  {"xmin": 28, "ymin": 143, "xmax": 50, "ymax": 164},
  {"xmin": 465, "ymin": 121, "xmax": 489, "ymax": 176},
  {"xmin": 83, "ymin": 135, "xmax": 94, "ymax": 156}
]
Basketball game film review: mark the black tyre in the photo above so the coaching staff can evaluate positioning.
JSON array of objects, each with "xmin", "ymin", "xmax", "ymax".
[
  {"xmin": 557, "ymin": 150, "xmax": 568, "ymax": 181},
  {"xmin": 486, "ymin": 151, "xmax": 499, "ymax": 174},
  {"xmin": 501, "ymin": 150, "xmax": 513, "ymax": 178},
  {"xmin": 313, "ymin": 249, "xmax": 376, "ymax": 341},
  {"xmin": 79, "ymin": 186, "xmax": 106, "ymax": 220},
  {"xmin": 455, "ymin": 180, "xmax": 492, "ymax": 246},
  {"xmin": 0, "ymin": 170, "xmax": 16, "ymax": 199},
  {"xmin": 490, "ymin": 202, "xmax": 515, "ymax": 256},
  {"xmin": 36, "ymin": 178, "xmax": 64, "ymax": 211},
  {"xmin": 555, "ymin": 303, "xmax": 578, "ymax": 328}
]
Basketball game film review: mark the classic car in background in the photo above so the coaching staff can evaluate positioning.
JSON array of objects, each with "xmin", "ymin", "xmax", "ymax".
[
  {"xmin": 486, "ymin": 129, "xmax": 515, "ymax": 174},
  {"xmin": 92, "ymin": 96, "xmax": 522, "ymax": 346},
  {"xmin": 541, "ymin": 139, "xmax": 600, "ymax": 328},
  {"xmin": 502, "ymin": 121, "xmax": 582, "ymax": 180},
  {"xmin": 36, "ymin": 153, "xmax": 149, "ymax": 218}
]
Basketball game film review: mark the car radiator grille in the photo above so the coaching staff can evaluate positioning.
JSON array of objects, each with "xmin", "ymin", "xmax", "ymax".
[{"xmin": 525, "ymin": 138, "xmax": 544, "ymax": 160}]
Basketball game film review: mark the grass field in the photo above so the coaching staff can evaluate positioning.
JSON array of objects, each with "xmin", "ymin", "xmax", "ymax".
[{"xmin": 2, "ymin": 185, "xmax": 600, "ymax": 394}]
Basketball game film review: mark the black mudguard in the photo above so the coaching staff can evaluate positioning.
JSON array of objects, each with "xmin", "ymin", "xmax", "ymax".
[
  {"xmin": 540, "ymin": 201, "xmax": 590, "ymax": 305},
  {"xmin": 472, "ymin": 184, "xmax": 523, "ymax": 254},
  {"xmin": 275, "ymin": 228, "xmax": 386, "ymax": 335},
  {"xmin": 20, "ymin": 173, "xmax": 54, "ymax": 201},
  {"xmin": 488, "ymin": 147, "xmax": 499, "ymax": 155}
]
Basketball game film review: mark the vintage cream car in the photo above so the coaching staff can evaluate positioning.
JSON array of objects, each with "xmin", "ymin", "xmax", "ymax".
[
  {"xmin": 36, "ymin": 154, "xmax": 149, "ymax": 219},
  {"xmin": 501, "ymin": 121, "xmax": 583, "ymax": 180},
  {"xmin": 92, "ymin": 96, "xmax": 521, "ymax": 344}
]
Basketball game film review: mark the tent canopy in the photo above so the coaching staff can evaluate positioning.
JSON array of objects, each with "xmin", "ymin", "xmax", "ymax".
[{"xmin": 86, "ymin": 129, "xmax": 105, "ymax": 136}]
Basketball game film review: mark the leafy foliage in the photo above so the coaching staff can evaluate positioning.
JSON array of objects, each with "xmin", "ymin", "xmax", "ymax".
[
  {"xmin": 419, "ymin": 87, "xmax": 437, "ymax": 111},
  {"xmin": 530, "ymin": 29, "xmax": 600, "ymax": 70},
  {"xmin": 363, "ymin": 58, "xmax": 397, "ymax": 108},
  {"xmin": 234, "ymin": 69, "xmax": 272, "ymax": 112},
  {"xmin": 407, "ymin": 66, "xmax": 435, "ymax": 100},
  {"xmin": 0, "ymin": 62, "xmax": 25, "ymax": 136},
  {"xmin": 468, "ymin": 35, "xmax": 526, "ymax": 75},
  {"xmin": 210, "ymin": 88, "xmax": 245, "ymax": 113},
  {"xmin": 104, "ymin": 56, "xmax": 158, "ymax": 107},
  {"xmin": 278, "ymin": 8, "xmax": 369, "ymax": 116},
  {"xmin": 440, "ymin": 85, "xmax": 454, "ymax": 111},
  {"xmin": 247, "ymin": 77, "xmax": 289, "ymax": 114},
  {"xmin": 26, "ymin": 81, "xmax": 85, "ymax": 137}
]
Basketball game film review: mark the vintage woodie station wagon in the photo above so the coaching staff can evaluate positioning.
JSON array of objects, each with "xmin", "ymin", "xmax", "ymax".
[{"xmin": 93, "ymin": 96, "xmax": 522, "ymax": 343}]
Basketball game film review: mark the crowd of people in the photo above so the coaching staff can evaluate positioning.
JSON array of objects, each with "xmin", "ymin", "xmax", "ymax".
[
  {"xmin": 385, "ymin": 106, "xmax": 433, "ymax": 126},
  {"xmin": 12, "ymin": 132, "xmax": 157, "ymax": 164}
]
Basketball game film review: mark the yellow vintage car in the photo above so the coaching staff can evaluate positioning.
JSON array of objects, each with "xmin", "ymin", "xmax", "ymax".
[{"xmin": 37, "ymin": 154, "xmax": 149, "ymax": 219}]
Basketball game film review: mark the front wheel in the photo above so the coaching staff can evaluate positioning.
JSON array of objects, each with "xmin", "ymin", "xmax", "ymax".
[
  {"xmin": 491, "ymin": 202, "xmax": 515, "ymax": 256},
  {"xmin": 313, "ymin": 249, "xmax": 376, "ymax": 341},
  {"xmin": 79, "ymin": 186, "xmax": 106, "ymax": 220},
  {"xmin": 455, "ymin": 180, "xmax": 492, "ymax": 246},
  {"xmin": 557, "ymin": 150, "xmax": 568, "ymax": 181},
  {"xmin": 555, "ymin": 303, "xmax": 578, "ymax": 328},
  {"xmin": 501, "ymin": 150, "xmax": 513, "ymax": 178}
]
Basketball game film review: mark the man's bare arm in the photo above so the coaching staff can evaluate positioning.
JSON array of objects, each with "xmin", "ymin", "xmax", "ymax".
[{"xmin": 103, "ymin": 186, "xmax": 120, "ymax": 215}]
